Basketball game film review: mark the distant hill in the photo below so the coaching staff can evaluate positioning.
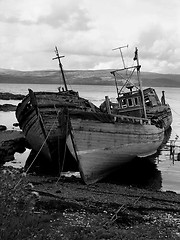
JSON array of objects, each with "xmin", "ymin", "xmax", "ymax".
[{"xmin": 0, "ymin": 68, "xmax": 180, "ymax": 87}]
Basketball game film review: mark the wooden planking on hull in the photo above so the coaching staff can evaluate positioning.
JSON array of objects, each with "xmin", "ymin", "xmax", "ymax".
[{"xmin": 67, "ymin": 117, "xmax": 164, "ymax": 184}]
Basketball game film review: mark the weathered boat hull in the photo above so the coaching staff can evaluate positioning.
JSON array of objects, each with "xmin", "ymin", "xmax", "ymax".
[
  {"xmin": 67, "ymin": 116, "xmax": 164, "ymax": 184},
  {"xmin": 146, "ymin": 104, "xmax": 172, "ymax": 130},
  {"xmin": 17, "ymin": 103, "xmax": 68, "ymax": 173},
  {"xmin": 16, "ymin": 90, "xmax": 98, "ymax": 173},
  {"xmin": 23, "ymin": 108, "xmax": 52, "ymax": 161}
]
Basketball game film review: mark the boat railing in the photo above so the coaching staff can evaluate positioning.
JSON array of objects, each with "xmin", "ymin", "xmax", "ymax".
[{"xmin": 112, "ymin": 113, "xmax": 151, "ymax": 125}]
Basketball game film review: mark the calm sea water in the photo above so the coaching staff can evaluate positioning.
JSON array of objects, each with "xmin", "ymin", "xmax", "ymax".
[{"xmin": 1, "ymin": 83, "xmax": 180, "ymax": 193}]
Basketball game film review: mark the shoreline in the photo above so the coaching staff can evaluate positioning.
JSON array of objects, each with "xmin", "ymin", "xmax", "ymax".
[
  {"xmin": 0, "ymin": 93, "xmax": 179, "ymax": 194},
  {"xmin": 1, "ymin": 166, "xmax": 180, "ymax": 239},
  {"xmin": 1, "ymin": 91, "xmax": 180, "ymax": 238}
]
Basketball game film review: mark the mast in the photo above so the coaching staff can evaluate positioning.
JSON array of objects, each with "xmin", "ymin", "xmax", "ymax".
[
  {"xmin": 111, "ymin": 71, "xmax": 119, "ymax": 97},
  {"xmin": 134, "ymin": 47, "xmax": 147, "ymax": 118},
  {"xmin": 52, "ymin": 46, "xmax": 68, "ymax": 91}
]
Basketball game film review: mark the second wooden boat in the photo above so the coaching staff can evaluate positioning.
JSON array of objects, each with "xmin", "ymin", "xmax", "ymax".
[
  {"xmin": 66, "ymin": 110, "xmax": 164, "ymax": 184},
  {"xmin": 65, "ymin": 47, "xmax": 167, "ymax": 184}
]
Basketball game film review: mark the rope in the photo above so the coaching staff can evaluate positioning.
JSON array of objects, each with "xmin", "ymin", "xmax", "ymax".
[
  {"xmin": 104, "ymin": 142, "xmax": 178, "ymax": 227},
  {"xmin": 14, "ymin": 102, "xmax": 71, "ymax": 189},
  {"xmin": 171, "ymin": 107, "xmax": 180, "ymax": 118},
  {"xmin": 104, "ymin": 194, "xmax": 142, "ymax": 227},
  {"xmin": 13, "ymin": 121, "xmax": 56, "ymax": 190}
]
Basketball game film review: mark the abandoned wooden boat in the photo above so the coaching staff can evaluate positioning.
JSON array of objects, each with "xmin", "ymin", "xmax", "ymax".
[
  {"xmin": 64, "ymin": 47, "xmax": 166, "ymax": 184},
  {"xmin": 100, "ymin": 52, "xmax": 172, "ymax": 130},
  {"xmin": 16, "ymin": 47, "xmax": 100, "ymax": 173},
  {"xmin": 100, "ymin": 87, "xmax": 172, "ymax": 130},
  {"xmin": 66, "ymin": 110, "xmax": 164, "ymax": 184}
]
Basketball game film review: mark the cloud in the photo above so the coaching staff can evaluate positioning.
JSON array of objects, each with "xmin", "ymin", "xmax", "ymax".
[
  {"xmin": 0, "ymin": 0, "xmax": 180, "ymax": 73},
  {"xmin": 0, "ymin": 0, "xmax": 91, "ymax": 31},
  {"xmin": 135, "ymin": 23, "xmax": 180, "ymax": 73},
  {"xmin": 0, "ymin": 0, "xmax": 94, "ymax": 70},
  {"xmin": 40, "ymin": 2, "xmax": 91, "ymax": 31}
]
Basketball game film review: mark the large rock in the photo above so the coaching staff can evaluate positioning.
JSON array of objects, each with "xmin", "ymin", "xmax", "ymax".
[
  {"xmin": 0, "ymin": 130, "xmax": 28, "ymax": 164},
  {"xmin": 0, "ymin": 125, "xmax": 7, "ymax": 131}
]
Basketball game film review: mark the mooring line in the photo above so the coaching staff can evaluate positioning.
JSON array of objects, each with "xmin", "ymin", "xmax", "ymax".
[
  {"xmin": 104, "ymin": 143, "xmax": 179, "ymax": 228},
  {"xmin": 13, "ymin": 121, "xmax": 56, "ymax": 190},
  {"xmin": 171, "ymin": 107, "xmax": 180, "ymax": 118}
]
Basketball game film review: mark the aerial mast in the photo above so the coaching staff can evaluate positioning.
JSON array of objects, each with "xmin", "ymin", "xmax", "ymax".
[
  {"xmin": 112, "ymin": 45, "xmax": 128, "ymax": 69},
  {"xmin": 52, "ymin": 46, "xmax": 68, "ymax": 91},
  {"xmin": 112, "ymin": 45, "xmax": 128, "ymax": 97}
]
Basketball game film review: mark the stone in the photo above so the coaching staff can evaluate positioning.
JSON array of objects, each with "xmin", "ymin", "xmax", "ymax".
[
  {"xmin": 0, "ymin": 130, "xmax": 27, "ymax": 164},
  {"xmin": 0, "ymin": 125, "xmax": 7, "ymax": 131}
]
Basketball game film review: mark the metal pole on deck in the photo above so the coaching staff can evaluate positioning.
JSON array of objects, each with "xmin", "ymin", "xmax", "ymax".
[
  {"xmin": 134, "ymin": 47, "xmax": 147, "ymax": 119},
  {"xmin": 52, "ymin": 46, "xmax": 68, "ymax": 91}
]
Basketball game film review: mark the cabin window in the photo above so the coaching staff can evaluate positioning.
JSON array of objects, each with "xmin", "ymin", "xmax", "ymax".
[
  {"xmin": 144, "ymin": 96, "xmax": 151, "ymax": 106},
  {"xmin": 121, "ymin": 99, "xmax": 127, "ymax": 108},
  {"xmin": 128, "ymin": 98, "xmax": 133, "ymax": 107},
  {"xmin": 134, "ymin": 97, "xmax": 139, "ymax": 106}
]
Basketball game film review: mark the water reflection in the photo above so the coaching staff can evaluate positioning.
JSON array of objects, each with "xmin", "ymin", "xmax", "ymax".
[{"xmin": 4, "ymin": 150, "xmax": 30, "ymax": 169}]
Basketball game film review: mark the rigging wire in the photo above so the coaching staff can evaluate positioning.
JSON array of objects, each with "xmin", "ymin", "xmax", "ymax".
[
  {"xmin": 171, "ymin": 106, "xmax": 180, "ymax": 118},
  {"xmin": 13, "ymin": 120, "xmax": 56, "ymax": 190}
]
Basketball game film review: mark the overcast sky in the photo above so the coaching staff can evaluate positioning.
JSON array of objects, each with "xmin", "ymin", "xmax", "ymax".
[{"xmin": 0, "ymin": 0, "xmax": 180, "ymax": 73}]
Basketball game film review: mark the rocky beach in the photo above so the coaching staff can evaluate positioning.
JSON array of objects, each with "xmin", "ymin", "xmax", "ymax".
[
  {"xmin": 1, "ymin": 92, "xmax": 180, "ymax": 239},
  {"xmin": 1, "ymin": 167, "xmax": 180, "ymax": 239}
]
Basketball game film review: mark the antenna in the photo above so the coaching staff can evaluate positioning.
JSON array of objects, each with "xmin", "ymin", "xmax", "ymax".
[
  {"xmin": 112, "ymin": 45, "xmax": 128, "ymax": 98},
  {"xmin": 52, "ymin": 46, "xmax": 68, "ymax": 91},
  {"xmin": 112, "ymin": 45, "xmax": 128, "ymax": 69}
]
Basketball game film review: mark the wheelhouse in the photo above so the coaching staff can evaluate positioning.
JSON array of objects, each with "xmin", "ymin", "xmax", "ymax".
[{"xmin": 115, "ymin": 89, "xmax": 144, "ymax": 117}]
